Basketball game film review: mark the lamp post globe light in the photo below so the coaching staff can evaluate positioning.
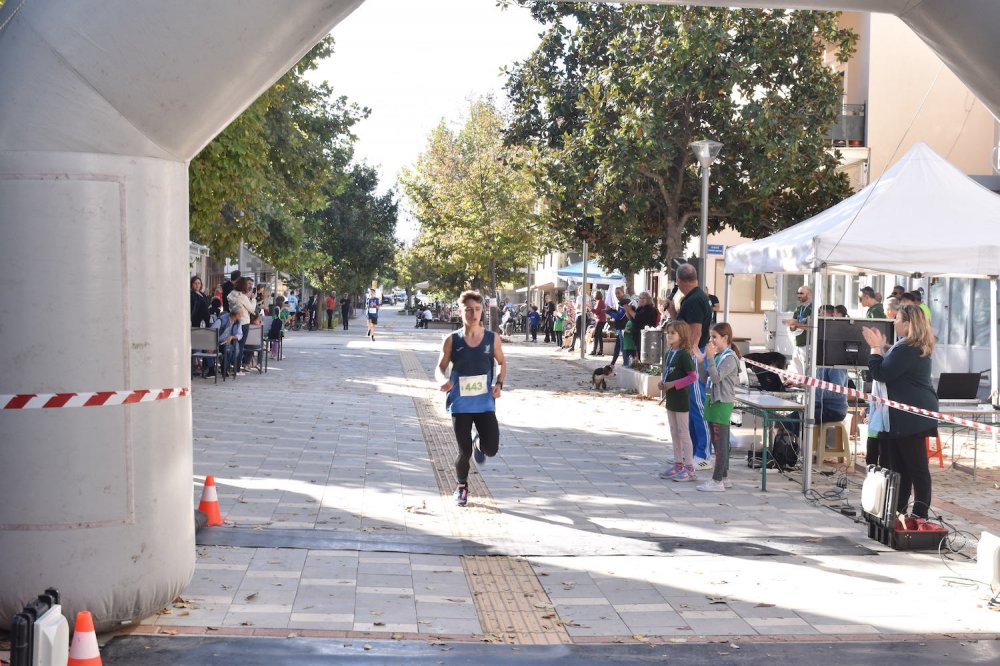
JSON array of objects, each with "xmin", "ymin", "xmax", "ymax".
[{"xmin": 689, "ymin": 139, "xmax": 723, "ymax": 282}]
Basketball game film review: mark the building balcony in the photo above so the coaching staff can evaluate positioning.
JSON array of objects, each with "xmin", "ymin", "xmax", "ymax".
[{"xmin": 825, "ymin": 103, "xmax": 866, "ymax": 147}]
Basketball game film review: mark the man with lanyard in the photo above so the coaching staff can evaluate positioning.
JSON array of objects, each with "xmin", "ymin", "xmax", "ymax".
[
  {"xmin": 860, "ymin": 286, "xmax": 885, "ymax": 318},
  {"xmin": 436, "ymin": 290, "xmax": 506, "ymax": 507},
  {"xmin": 365, "ymin": 287, "xmax": 381, "ymax": 341},
  {"xmin": 664, "ymin": 263, "xmax": 714, "ymax": 470},
  {"xmin": 784, "ymin": 285, "xmax": 813, "ymax": 377}
]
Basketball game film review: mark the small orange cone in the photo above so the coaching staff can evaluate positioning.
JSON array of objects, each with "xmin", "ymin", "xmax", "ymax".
[
  {"xmin": 68, "ymin": 610, "xmax": 102, "ymax": 665},
  {"xmin": 199, "ymin": 475, "xmax": 223, "ymax": 526}
]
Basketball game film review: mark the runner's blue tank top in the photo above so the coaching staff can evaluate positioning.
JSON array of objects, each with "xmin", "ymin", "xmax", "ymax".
[{"xmin": 446, "ymin": 329, "xmax": 496, "ymax": 414}]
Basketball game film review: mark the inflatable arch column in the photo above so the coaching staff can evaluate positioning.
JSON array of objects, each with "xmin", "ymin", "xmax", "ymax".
[{"xmin": 0, "ymin": 0, "xmax": 362, "ymax": 630}]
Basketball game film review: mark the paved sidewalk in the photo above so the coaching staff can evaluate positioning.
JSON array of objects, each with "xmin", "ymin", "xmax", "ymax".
[{"xmin": 107, "ymin": 307, "xmax": 999, "ymax": 655}]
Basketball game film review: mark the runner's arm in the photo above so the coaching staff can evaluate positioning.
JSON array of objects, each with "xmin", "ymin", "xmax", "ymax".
[
  {"xmin": 492, "ymin": 336, "xmax": 506, "ymax": 398},
  {"xmin": 436, "ymin": 335, "xmax": 454, "ymax": 392}
]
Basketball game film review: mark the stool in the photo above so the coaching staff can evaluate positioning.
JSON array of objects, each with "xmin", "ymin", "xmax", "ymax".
[
  {"xmin": 812, "ymin": 420, "xmax": 849, "ymax": 464},
  {"xmin": 925, "ymin": 434, "xmax": 946, "ymax": 468}
]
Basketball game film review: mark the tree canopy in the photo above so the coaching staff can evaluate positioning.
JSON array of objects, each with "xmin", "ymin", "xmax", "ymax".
[
  {"xmin": 399, "ymin": 97, "xmax": 546, "ymax": 297},
  {"xmin": 504, "ymin": 2, "xmax": 857, "ymax": 276},
  {"xmin": 189, "ymin": 37, "xmax": 366, "ymax": 272},
  {"xmin": 306, "ymin": 163, "xmax": 399, "ymax": 295}
]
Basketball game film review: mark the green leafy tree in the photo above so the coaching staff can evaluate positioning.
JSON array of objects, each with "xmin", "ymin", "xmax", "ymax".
[
  {"xmin": 504, "ymin": 3, "xmax": 857, "ymax": 274},
  {"xmin": 400, "ymin": 97, "xmax": 545, "ymax": 300},
  {"xmin": 189, "ymin": 37, "xmax": 366, "ymax": 271},
  {"xmin": 306, "ymin": 163, "xmax": 399, "ymax": 295}
]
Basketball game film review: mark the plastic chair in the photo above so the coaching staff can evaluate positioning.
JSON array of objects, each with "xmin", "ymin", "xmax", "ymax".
[
  {"xmin": 925, "ymin": 434, "xmax": 946, "ymax": 468},
  {"xmin": 191, "ymin": 328, "xmax": 222, "ymax": 383},
  {"xmin": 243, "ymin": 324, "xmax": 266, "ymax": 374},
  {"xmin": 812, "ymin": 420, "xmax": 849, "ymax": 464}
]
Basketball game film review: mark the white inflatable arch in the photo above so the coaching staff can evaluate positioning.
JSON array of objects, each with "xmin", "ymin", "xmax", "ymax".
[{"xmin": 0, "ymin": 0, "xmax": 361, "ymax": 630}]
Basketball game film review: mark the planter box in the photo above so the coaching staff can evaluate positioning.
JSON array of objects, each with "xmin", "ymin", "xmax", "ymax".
[{"xmin": 618, "ymin": 366, "xmax": 662, "ymax": 399}]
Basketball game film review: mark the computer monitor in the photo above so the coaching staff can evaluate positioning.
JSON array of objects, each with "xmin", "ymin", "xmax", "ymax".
[{"xmin": 816, "ymin": 317, "xmax": 895, "ymax": 367}]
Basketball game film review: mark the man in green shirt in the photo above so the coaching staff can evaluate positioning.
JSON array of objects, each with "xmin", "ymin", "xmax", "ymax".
[{"xmin": 860, "ymin": 286, "xmax": 886, "ymax": 318}]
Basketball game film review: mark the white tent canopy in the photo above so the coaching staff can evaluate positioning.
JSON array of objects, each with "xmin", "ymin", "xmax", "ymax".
[{"xmin": 724, "ymin": 142, "xmax": 1000, "ymax": 278}]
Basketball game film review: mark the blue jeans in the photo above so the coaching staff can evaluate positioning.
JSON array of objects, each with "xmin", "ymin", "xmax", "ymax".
[
  {"xmin": 609, "ymin": 329, "xmax": 623, "ymax": 365},
  {"xmin": 689, "ymin": 346, "xmax": 710, "ymax": 459}
]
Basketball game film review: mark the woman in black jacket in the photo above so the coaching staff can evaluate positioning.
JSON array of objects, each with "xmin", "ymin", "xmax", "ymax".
[
  {"xmin": 862, "ymin": 304, "xmax": 938, "ymax": 519},
  {"xmin": 190, "ymin": 276, "xmax": 211, "ymax": 327},
  {"xmin": 628, "ymin": 292, "xmax": 659, "ymax": 352}
]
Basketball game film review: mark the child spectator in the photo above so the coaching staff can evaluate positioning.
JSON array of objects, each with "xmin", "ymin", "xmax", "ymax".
[
  {"xmin": 658, "ymin": 321, "xmax": 698, "ymax": 481},
  {"xmin": 693, "ymin": 322, "xmax": 741, "ymax": 492},
  {"xmin": 527, "ymin": 305, "xmax": 541, "ymax": 342}
]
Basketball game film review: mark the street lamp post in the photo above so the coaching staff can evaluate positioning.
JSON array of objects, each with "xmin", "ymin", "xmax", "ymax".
[{"xmin": 689, "ymin": 139, "xmax": 723, "ymax": 282}]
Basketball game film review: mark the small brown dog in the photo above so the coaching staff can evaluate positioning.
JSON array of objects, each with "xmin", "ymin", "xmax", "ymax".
[{"xmin": 591, "ymin": 365, "xmax": 616, "ymax": 391}]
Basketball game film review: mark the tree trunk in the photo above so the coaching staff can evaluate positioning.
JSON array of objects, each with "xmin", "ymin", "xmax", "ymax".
[{"xmin": 488, "ymin": 259, "xmax": 499, "ymax": 332}]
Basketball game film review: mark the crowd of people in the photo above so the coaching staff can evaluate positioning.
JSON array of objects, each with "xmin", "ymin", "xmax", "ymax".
[{"xmin": 190, "ymin": 270, "xmax": 365, "ymax": 377}]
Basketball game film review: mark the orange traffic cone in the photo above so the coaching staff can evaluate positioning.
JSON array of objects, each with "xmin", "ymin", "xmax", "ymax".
[
  {"xmin": 199, "ymin": 475, "xmax": 223, "ymax": 526},
  {"xmin": 68, "ymin": 610, "xmax": 102, "ymax": 666}
]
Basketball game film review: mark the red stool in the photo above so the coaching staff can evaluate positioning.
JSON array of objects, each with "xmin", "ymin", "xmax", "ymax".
[{"xmin": 925, "ymin": 434, "xmax": 945, "ymax": 468}]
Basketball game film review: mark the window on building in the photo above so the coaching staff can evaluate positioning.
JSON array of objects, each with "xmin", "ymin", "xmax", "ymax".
[{"xmin": 715, "ymin": 263, "xmax": 776, "ymax": 314}]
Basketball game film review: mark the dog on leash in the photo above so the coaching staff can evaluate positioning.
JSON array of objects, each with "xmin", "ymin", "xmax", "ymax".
[{"xmin": 591, "ymin": 365, "xmax": 616, "ymax": 391}]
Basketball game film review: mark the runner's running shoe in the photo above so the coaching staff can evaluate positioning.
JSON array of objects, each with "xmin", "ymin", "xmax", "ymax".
[{"xmin": 453, "ymin": 484, "xmax": 468, "ymax": 507}]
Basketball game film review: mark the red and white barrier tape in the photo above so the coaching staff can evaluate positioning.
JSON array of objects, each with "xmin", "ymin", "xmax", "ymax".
[
  {"xmin": 742, "ymin": 357, "xmax": 999, "ymax": 435},
  {"xmin": 1, "ymin": 387, "xmax": 190, "ymax": 410}
]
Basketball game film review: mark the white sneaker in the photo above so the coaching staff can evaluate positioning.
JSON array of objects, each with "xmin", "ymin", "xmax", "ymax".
[
  {"xmin": 696, "ymin": 479, "xmax": 726, "ymax": 492},
  {"xmin": 695, "ymin": 457, "xmax": 714, "ymax": 471},
  {"xmin": 722, "ymin": 477, "xmax": 733, "ymax": 489}
]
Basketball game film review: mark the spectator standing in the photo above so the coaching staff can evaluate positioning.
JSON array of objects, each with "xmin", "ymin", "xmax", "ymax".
[
  {"xmin": 542, "ymin": 294, "xmax": 556, "ymax": 343},
  {"xmin": 708, "ymin": 293, "xmax": 721, "ymax": 325},
  {"xmin": 663, "ymin": 263, "xmax": 714, "ymax": 469},
  {"xmin": 900, "ymin": 290, "xmax": 932, "ymax": 323},
  {"xmin": 221, "ymin": 270, "xmax": 240, "ymax": 311},
  {"xmin": 552, "ymin": 304, "xmax": 565, "ymax": 348},
  {"xmin": 340, "ymin": 293, "xmax": 351, "ymax": 330},
  {"xmin": 325, "ymin": 292, "xmax": 336, "ymax": 329},
  {"xmin": 606, "ymin": 286, "xmax": 629, "ymax": 366},
  {"xmin": 693, "ymin": 322, "xmax": 742, "ymax": 492},
  {"xmin": 621, "ymin": 319, "xmax": 637, "ymax": 367},
  {"xmin": 527, "ymin": 305, "xmax": 541, "ymax": 342},
  {"xmin": 227, "ymin": 277, "xmax": 256, "ymax": 370},
  {"xmin": 862, "ymin": 304, "xmax": 938, "ymax": 519},
  {"xmin": 589, "ymin": 291, "xmax": 607, "ymax": 356},
  {"xmin": 190, "ymin": 276, "xmax": 211, "ymax": 328},
  {"xmin": 860, "ymin": 286, "xmax": 885, "ymax": 318},
  {"xmin": 626, "ymin": 292, "xmax": 658, "ymax": 352},
  {"xmin": 658, "ymin": 321, "xmax": 698, "ymax": 482},
  {"xmin": 784, "ymin": 285, "xmax": 813, "ymax": 377}
]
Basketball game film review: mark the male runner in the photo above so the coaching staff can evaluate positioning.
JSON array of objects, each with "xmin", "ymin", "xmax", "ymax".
[{"xmin": 435, "ymin": 290, "xmax": 506, "ymax": 506}]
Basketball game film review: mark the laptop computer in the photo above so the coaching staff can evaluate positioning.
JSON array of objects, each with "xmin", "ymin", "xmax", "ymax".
[{"xmin": 937, "ymin": 372, "xmax": 981, "ymax": 402}]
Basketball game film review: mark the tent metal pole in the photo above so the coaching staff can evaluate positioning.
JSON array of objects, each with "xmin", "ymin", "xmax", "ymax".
[
  {"xmin": 723, "ymin": 274, "xmax": 732, "ymax": 322},
  {"xmin": 525, "ymin": 261, "xmax": 531, "ymax": 342},
  {"xmin": 988, "ymin": 277, "xmax": 999, "ymax": 459},
  {"xmin": 802, "ymin": 267, "xmax": 823, "ymax": 494},
  {"xmin": 581, "ymin": 241, "xmax": 589, "ymax": 361}
]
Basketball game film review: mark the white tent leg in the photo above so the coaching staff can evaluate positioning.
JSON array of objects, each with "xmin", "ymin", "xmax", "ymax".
[
  {"xmin": 991, "ymin": 279, "xmax": 998, "ymax": 405},
  {"xmin": 802, "ymin": 268, "xmax": 823, "ymax": 493},
  {"xmin": 723, "ymin": 274, "xmax": 732, "ymax": 322}
]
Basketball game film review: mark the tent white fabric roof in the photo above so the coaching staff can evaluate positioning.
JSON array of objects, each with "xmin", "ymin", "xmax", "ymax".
[
  {"xmin": 724, "ymin": 142, "xmax": 1000, "ymax": 278},
  {"xmin": 557, "ymin": 259, "xmax": 624, "ymax": 281}
]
